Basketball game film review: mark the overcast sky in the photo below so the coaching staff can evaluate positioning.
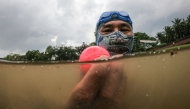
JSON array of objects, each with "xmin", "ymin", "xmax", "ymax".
[{"xmin": 0, "ymin": 0, "xmax": 189, "ymax": 58}]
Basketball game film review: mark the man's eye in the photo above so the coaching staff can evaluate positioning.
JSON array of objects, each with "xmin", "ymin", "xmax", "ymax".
[
  {"xmin": 120, "ymin": 29, "xmax": 129, "ymax": 32},
  {"xmin": 104, "ymin": 29, "xmax": 112, "ymax": 32},
  {"xmin": 101, "ymin": 29, "xmax": 113, "ymax": 34}
]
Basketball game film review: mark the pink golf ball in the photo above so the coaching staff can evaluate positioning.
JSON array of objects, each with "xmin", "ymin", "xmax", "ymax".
[{"xmin": 79, "ymin": 46, "xmax": 110, "ymax": 74}]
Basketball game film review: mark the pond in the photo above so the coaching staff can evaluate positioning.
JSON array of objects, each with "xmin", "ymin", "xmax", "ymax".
[{"xmin": 0, "ymin": 44, "xmax": 190, "ymax": 109}]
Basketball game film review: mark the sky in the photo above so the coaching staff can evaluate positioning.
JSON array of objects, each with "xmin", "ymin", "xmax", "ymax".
[{"xmin": 0, "ymin": 0, "xmax": 190, "ymax": 58}]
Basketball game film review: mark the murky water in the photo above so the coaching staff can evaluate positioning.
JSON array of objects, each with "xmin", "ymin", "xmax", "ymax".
[{"xmin": 0, "ymin": 44, "xmax": 190, "ymax": 109}]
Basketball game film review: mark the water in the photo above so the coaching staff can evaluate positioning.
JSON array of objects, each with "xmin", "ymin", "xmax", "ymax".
[{"xmin": 0, "ymin": 44, "xmax": 190, "ymax": 109}]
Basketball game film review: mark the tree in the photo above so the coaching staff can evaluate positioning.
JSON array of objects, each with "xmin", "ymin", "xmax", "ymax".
[
  {"xmin": 163, "ymin": 26, "xmax": 175, "ymax": 43},
  {"xmin": 45, "ymin": 45, "xmax": 56, "ymax": 60},
  {"xmin": 4, "ymin": 53, "xmax": 25, "ymax": 61},
  {"xmin": 156, "ymin": 32, "xmax": 166, "ymax": 44},
  {"xmin": 172, "ymin": 18, "xmax": 183, "ymax": 39},
  {"xmin": 132, "ymin": 32, "xmax": 157, "ymax": 52},
  {"xmin": 37, "ymin": 52, "xmax": 48, "ymax": 60},
  {"xmin": 183, "ymin": 15, "xmax": 190, "ymax": 36},
  {"xmin": 75, "ymin": 42, "xmax": 89, "ymax": 56},
  {"xmin": 25, "ymin": 50, "xmax": 40, "ymax": 61}
]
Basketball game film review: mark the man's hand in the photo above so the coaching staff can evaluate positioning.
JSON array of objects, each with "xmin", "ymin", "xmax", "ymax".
[{"xmin": 66, "ymin": 60, "xmax": 126, "ymax": 109}]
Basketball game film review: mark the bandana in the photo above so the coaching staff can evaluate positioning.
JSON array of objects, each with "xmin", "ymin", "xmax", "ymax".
[{"xmin": 97, "ymin": 31, "xmax": 134, "ymax": 55}]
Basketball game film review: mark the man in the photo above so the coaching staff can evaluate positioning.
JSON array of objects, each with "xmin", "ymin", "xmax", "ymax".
[
  {"xmin": 66, "ymin": 11, "xmax": 134, "ymax": 109},
  {"xmin": 95, "ymin": 11, "xmax": 134, "ymax": 56}
]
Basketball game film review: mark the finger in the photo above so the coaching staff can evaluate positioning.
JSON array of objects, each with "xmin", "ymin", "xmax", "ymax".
[
  {"xmin": 111, "ymin": 54, "xmax": 124, "ymax": 59},
  {"xmin": 67, "ymin": 62, "xmax": 110, "ymax": 108},
  {"xmin": 92, "ymin": 60, "xmax": 123, "ymax": 109},
  {"xmin": 114, "ymin": 75, "xmax": 127, "ymax": 105},
  {"xmin": 94, "ymin": 55, "xmax": 110, "ymax": 61},
  {"xmin": 99, "ymin": 60, "xmax": 124, "ymax": 99}
]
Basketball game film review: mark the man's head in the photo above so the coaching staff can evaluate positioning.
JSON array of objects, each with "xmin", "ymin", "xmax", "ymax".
[{"xmin": 95, "ymin": 11, "xmax": 134, "ymax": 55}]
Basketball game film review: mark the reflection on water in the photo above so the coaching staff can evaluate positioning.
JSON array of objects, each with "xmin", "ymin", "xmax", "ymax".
[{"xmin": 0, "ymin": 44, "xmax": 190, "ymax": 109}]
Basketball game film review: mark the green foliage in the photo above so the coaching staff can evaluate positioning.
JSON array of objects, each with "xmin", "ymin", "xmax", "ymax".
[
  {"xmin": 132, "ymin": 32, "xmax": 157, "ymax": 52},
  {"xmin": 156, "ymin": 15, "xmax": 190, "ymax": 44},
  {"xmin": 25, "ymin": 50, "xmax": 40, "ymax": 61},
  {"xmin": 43, "ymin": 42, "xmax": 90, "ymax": 61},
  {"xmin": 45, "ymin": 45, "xmax": 55, "ymax": 60},
  {"xmin": 156, "ymin": 32, "xmax": 166, "ymax": 44},
  {"xmin": 4, "ymin": 42, "xmax": 93, "ymax": 61},
  {"xmin": 4, "ymin": 53, "xmax": 25, "ymax": 61},
  {"xmin": 75, "ymin": 42, "xmax": 89, "ymax": 56}
]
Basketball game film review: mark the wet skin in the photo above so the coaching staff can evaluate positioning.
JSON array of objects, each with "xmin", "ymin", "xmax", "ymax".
[
  {"xmin": 99, "ymin": 20, "xmax": 133, "ymax": 36},
  {"xmin": 66, "ymin": 20, "xmax": 132, "ymax": 109}
]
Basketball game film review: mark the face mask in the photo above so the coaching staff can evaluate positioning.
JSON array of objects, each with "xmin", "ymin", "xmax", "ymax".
[{"xmin": 96, "ymin": 31, "xmax": 134, "ymax": 56}]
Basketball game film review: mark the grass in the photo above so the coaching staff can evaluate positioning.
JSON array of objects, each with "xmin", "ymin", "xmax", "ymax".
[{"xmin": 155, "ymin": 43, "xmax": 190, "ymax": 52}]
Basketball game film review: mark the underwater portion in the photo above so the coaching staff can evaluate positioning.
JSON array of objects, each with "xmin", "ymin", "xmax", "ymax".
[{"xmin": 0, "ymin": 44, "xmax": 190, "ymax": 109}]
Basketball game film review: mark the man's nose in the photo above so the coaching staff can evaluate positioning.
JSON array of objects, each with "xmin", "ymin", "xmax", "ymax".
[{"xmin": 113, "ymin": 28, "xmax": 119, "ymax": 32}]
